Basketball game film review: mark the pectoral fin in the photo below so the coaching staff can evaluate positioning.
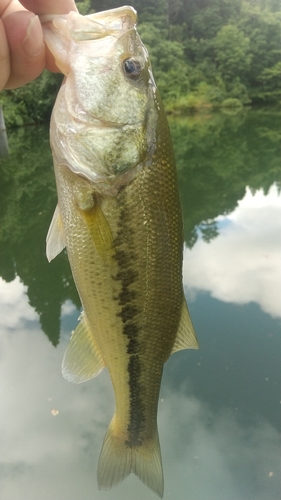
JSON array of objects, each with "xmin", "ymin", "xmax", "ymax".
[
  {"xmin": 171, "ymin": 298, "xmax": 199, "ymax": 354},
  {"xmin": 80, "ymin": 201, "xmax": 113, "ymax": 260},
  {"xmin": 46, "ymin": 204, "xmax": 65, "ymax": 262},
  {"xmin": 62, "ymin": 311, "xmax": 105, "ymax": 383}
]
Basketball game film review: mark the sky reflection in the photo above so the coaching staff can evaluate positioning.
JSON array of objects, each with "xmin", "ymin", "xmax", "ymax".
[
  {"xmin": 0, "ymin": 275, "xmax": 280, "ymax": 500},
  {"xmin": 183, "ymin": 184, "xmax": 281, "ymax": 318}
]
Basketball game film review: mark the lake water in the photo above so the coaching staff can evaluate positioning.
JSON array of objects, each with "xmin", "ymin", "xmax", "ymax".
[{"xmin": 0, "ymin": 109, "xmax": 280, "ymax": 500}]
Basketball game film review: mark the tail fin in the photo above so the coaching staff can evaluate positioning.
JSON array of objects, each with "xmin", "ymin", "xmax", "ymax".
[{"xmin": 97, "ymin": 416, "xmax": 164, "ymax": 498}]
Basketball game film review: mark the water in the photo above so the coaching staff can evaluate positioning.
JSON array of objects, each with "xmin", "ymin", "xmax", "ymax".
[{"xmin": 0, "ymin": 109, "xmax": 280, "ymax": 500}]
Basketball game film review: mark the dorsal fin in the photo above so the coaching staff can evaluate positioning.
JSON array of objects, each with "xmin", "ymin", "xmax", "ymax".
[{"xmin": 62, "ymin": 312, "xmax": 106, "ymax": 383}]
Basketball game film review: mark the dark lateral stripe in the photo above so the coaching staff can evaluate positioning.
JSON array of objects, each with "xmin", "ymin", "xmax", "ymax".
[
  {"xmin": 112, "ymin": 199, "xmax": 145, "ymax": 446},
  {"xmin": 125, "ymin": 353, "xmax": 146, "ymax": 447},
  {"xmin": 117, "ymin": 304, "xmax": 138, "ymax": 322}
]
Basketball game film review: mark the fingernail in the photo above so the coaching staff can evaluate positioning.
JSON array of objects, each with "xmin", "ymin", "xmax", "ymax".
[{"xmin": 22, "ymin": 15, "xmax": 44, "ymax": 57}]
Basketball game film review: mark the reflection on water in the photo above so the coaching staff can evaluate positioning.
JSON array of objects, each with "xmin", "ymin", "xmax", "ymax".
[
  {"xmin": 183, "ymin": 184, "xmax": 281, "ymax": 318},
  {"xmin": 0, "ymin": 125, "xmax": 80, "ymax": 346},
  {"xmin": 0, "ymin": 110, "xmax": 280, "ymax": 500}
]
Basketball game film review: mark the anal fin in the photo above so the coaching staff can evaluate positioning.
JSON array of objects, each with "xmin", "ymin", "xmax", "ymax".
[
  {"xmin": 62, "ymin": 311, "xmax": 105, "ymax": 383},
  {"xmin": 171, "ymin": 298, "xmax": 199, "ymax": 354}
]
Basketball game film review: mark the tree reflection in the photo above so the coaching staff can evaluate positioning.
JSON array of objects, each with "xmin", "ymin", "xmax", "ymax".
[
  {"xmin": 0, "ymin": 110, "xmax": 279, "ymax": 343},
  {"xmin": 0, "ymin": 126, "xmax": 80, "ymax": 345},
  {"xmin": 171, "ymin": 109, "xmax": 281, "ymax": 246}
]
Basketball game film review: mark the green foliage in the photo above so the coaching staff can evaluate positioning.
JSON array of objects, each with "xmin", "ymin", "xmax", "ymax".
[
  {"xmin": 1, "ymin": 71, "xmax": 62, "ymax": 127},
  {"xmin": 1, "ymin": 0, "xmax": 281, "ymax": 125},
  {"xmin": 213, "ymin": 25, "xmax": 252, "ymax": 82},
  {"xmin": 76, "ymin": 0, "xmax": 94, "ymax": 15},
  {"xmin": 254, "ymin": 62, "xmax": 281, "ymax": 103},
  {"xmin": 138, "ymin": 22, "xmax": 190, "ymax": 102},
  {"xmin": 221, "ymin": 98, "xmax": 243, "ymax": 109},
  {"xmin": 90, "ymin": 0, "xmax": 167, "ymax": 18}
]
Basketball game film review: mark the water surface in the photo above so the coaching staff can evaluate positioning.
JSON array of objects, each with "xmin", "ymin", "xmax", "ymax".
[{"xmin": 0, "ymin": 109, "xmax": 280, "ymax": 500}]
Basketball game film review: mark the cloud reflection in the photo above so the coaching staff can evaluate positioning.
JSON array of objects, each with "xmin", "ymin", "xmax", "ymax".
[
  {"xmin": 183, "ymin": 184, "xmax": 281, "ymax": 318},
  {"xmin": 0, "ymin": 276, "xmax": 37, "ymax": 329},
  {"xmin": 0, "ymin": 279, "xmax": 280, "ymax": 500}
]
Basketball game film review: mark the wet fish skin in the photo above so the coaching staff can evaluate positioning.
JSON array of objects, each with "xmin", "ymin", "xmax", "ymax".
[{"xmin": 42, "ymin": 6, "xmax": 198, "ymax": 498}]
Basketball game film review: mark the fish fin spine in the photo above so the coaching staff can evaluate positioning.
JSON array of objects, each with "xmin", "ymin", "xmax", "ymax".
[
  {"xmin": 62, "ymin": 311, "xmax": 105, "ymax": 383},
  {"xmin": 97, "ymin": 416, "xmax": 164, "ymax": 498},
  {"xmin": 46, "ymin": 204, "xmax": 66, "ymax": 262},
  {"xmin": 171, "ymin": 297, "xmax": 199, "ymax": 354}
]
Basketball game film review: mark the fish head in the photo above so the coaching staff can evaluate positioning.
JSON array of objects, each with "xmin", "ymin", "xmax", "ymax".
[{"xmin": 41, "ymin": 7, "xmax": 158, "ymax": 187}]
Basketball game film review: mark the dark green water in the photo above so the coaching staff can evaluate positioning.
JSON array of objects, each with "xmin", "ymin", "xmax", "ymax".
[{"xmin": 0, "ymin": 109, "xmax": 280, "ymax": 500}]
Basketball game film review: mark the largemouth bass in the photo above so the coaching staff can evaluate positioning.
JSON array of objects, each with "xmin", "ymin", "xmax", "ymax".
[{"xmin": 42, "ymin": 6, "xmax": 198, "ymax": 498}]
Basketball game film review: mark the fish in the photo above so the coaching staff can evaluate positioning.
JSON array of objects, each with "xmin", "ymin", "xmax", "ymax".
[{"xmin": 41, "ymin": 6, "xmax": 198, "ymax": 498}]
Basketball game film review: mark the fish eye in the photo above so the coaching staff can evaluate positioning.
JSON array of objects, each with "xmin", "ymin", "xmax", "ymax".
[{"xmin": 123, "ymin": 58, "xmax": 142, "ymax": 79}]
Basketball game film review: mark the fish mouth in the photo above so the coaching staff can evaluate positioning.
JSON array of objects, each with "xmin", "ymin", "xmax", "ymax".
[
  {"xmin": 85, "ymin": 5, "xmax": 137, "ymax": 33},
  {"xmin": 40, "ymin": 6, "xmax": 138, "ymax": 75},
  {"xmin": 40, "ymin": 6, "xmax": 137, "ymax": 42}
]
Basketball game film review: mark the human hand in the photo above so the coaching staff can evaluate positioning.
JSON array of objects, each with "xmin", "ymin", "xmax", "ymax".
[{"xmin": 0, "ymin": 0, "xmax": 77, "ymax": 90}]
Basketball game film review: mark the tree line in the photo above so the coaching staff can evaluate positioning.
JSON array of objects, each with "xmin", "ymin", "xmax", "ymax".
[{"xmin": 1, "ymin": 0, "xmax": 280, "ymax": 126}]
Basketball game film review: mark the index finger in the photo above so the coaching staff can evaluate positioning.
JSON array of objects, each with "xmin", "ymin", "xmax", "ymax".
[
  {"xmin": 20, "ymin": 0, "xmax": 78, "ymax": 72},
  {"xmin": 2, "ymin": 0, "xmax": 78, "ymax": 89},
  {"xmin": 19, "ymin": 0, "xmax": 77, "ymax": 15}
]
